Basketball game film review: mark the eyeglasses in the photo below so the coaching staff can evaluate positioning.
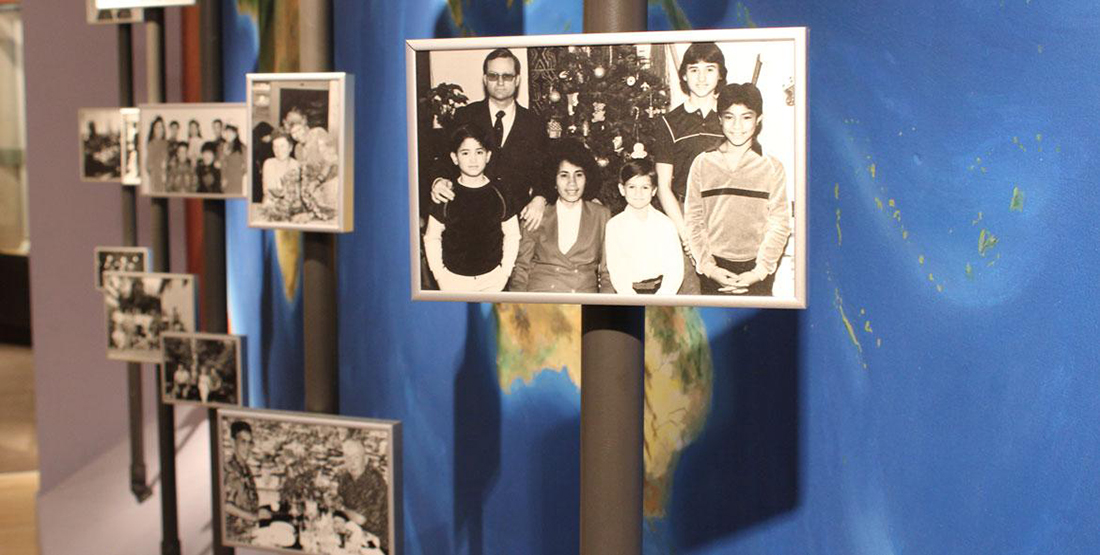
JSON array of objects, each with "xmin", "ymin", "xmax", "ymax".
[{"xmin": 485, "ymin": 72, "xmax": 517, "ymax": 83}]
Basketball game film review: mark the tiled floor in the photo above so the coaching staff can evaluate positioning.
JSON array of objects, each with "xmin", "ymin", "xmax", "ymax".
[{"xmin": 0, "ymin": 343, "xmax": 38, "ymax": 555}]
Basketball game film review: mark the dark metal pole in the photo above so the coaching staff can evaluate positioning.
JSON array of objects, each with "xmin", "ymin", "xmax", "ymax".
[
  {"xmin": 119, "ymin": 20, "xmax": 153, "ymax": 504},
  {"xmin": 147, "ymin": 8, "xmax": 181, "ymax": 555},
  {"xmin": 198, "ymin": 1, "xmax": 232, "ymax": 553},
  {"xmin": 580, "ymin": 5, "xmax": 647, "ymax": 555},
  {"xmin": 299, "ymin": 0, "xmax": 338, "ymax": 415}
]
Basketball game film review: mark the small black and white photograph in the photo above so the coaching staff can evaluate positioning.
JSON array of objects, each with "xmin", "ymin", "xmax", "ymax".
[
  {"xmin": 93, "ymin": 246, "xmax": 150, "ymax": 290},
  {"xmin": 85, "ymin": 0, "xmax": 143, "ymax": 25},
  {"xmin": 120, "ymin": 107, "xmax": 141, "ymax": 186},
  {"xmin": 103, "ymin": 271, "xmax": 196, "ymax": 363},
  {"xmin": 407, "ymin": 29, "xmax": 806, "ymax": 309},
  {"xmin": 160, "ymin": 332, "xmax": 243, "ymax": 408},
  {"xmin": 94, "ymin": 0, "xmax": 194, "ymax": 9},
  {"xmin": 247, "ymin": 73, "xmax": 354, "ymax": 233},
  {"xmin": 218, "ymin": 408, "xmax": 400, "ymax": 555},
  {"xmin": 139, "ymin": 102, "xmax": 248, "ymax": 198},
  {"xmin": 78, "ymin": 107, "xmax": 123, "ymax": 182}
]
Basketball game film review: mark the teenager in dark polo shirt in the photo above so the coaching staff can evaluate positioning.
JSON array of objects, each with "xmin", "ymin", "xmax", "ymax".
[
  {"xmin": 431, "ymin": 48, "xmax": 551, "ymax": 232},
  {"xmin": 653, "ymin": 43, "xmax": 728, "ymax": 294}
]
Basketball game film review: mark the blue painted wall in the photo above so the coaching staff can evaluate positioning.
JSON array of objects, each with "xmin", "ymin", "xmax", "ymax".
[{"xmin": 223, "ymin": 1, "xmax": 1100, "ymax": 553}]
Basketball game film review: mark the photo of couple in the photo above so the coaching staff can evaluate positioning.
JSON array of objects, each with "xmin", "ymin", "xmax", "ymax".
[{"xmin": 410, "ymin": 30, "xmax": 805, "ymax": 307}]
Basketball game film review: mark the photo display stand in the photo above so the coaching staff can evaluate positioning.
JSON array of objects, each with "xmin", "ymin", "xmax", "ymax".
[
  {"xmin": 299, "ymin": 0, "xmax": 339, "ymax": 417},
  {"xmin": 145, "ymin": 8, "xmax": 182, "ymax": 555},
  {"xmin": 196, "ymin": 1, "xmax": 232, "ymax": 553},
  {"xmin": 578, "ymin": 5, "xmax": 645, "ymax": 555},
  {"xmin": 114, "ymin": 14, "xmax": 154, "ymax": 504}
]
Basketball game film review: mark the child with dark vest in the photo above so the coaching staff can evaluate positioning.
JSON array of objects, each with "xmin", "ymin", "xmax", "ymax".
[
  {"xmin": 684, "ymin": 82, "xmax": 791, "ymax": 295},
  {"xmin": 423, "ymin": 123, "xmax": 520, "ymax": 292}
]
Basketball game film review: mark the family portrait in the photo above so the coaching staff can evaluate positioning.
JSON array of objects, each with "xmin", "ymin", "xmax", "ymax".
[
  {"xmin": 408, "ymin": 29, "xmax": 806, "ymax": 308},
  {"xmin": 78, "ymin": 108, "xmax": 123, "ymax": 182},
  {"xmin": 160, "ymin": 332, "xmax": 243, "ymax": 409},
  {"xmin": 93, "ymin": 246, "xmax": 150, "ymax": 290},
  {"xmin": 247, "ymin": 73, "xmax": 353, "ymax": 233},
  {"xmin": 139, "ymin": 103, "xmax": 249, "ymax": 198},
  {"xmin": 218, "ymin": 409, "xmax": 400, "ymax": 555},
  {"xmin": 120, "ymin": 108, "xmax": 141, "ymax": 186},
  {"xmin": 103, "ymin": 271, "xmax": 196, "ymax": 363},
  {"xmin": 85, "ymin": 0, "xmax": 142, "ymax": 25}
]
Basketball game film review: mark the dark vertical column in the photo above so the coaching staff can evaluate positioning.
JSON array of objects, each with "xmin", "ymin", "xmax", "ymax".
[
  {"xmin": 119, "ymin": 20, "xmax": 152, "ymax": 504},
  {"xmin": 299, "ymin": 0, "xmax": 338, "ymax": 415},
  {"xmin": 579, "ymin": 6, "xmax": 647, "ymax": 555},
  {"xmin": 198, "ymin": 1, "xmax": 232, "ymax": 553},
  {"xmin": 147, "ymin": 8, "xmax": 181, "ymax": 555}
]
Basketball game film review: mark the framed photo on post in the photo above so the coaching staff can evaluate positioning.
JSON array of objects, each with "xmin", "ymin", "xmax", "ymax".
[
  {"xmin": 217, "ymin": 408, "xmax": 402, "ymax": 555},
  {"xmin": 406, "ymin": 28, "xmax": 807, "ymax": 309},
  {"xmin": 160, "ymin": 332, "xmax": 244, "ymax": 409},
  {"xmin": 120, "ymin": 108, "xmax": 141, "ymax": 186},
  {"xmin": 95, "ymin": 0, "xmax": 195, "ymax": 9},
  {"xmin": 85, "ymin": 0, "xmax": 143, "ymax": 25},
  {"xmin": 102, "ymin": 271, "xmax": 196, "ymax": 363},
  {"xmin": 246, "ymin": 72, "xmax": 355, "ymax": 233},
  {"xmin": 139, "ymin": 102, "xmax": 249, "ymax": 198},
  {"xmin": 78, "ymin": 108, "xmax": 123, "ymax": 182},
  {"xmin": 93, "ymin": 246, "xmax": 151, "ymax": 290}
]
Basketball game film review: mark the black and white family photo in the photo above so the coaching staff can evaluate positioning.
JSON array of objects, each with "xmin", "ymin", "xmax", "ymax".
[
  {"xmin": 94, "ymin": 0, "xmax": 194, "ymax": 9},
  {"xmin": 218, "ymin": 409, "xmax": 399, "ymax": 555},
  {"xmin": 248, "ymin": 73, "xmax": 352, "ymax": 232},
  {"xmin": 409, "ymin": 31, "xmax": 806, "ymax": 307},
  {"xmin": 79, "ymin": 108, "xmax": 123, "ymax": 182},
  {"xmin": 120, "ymin": 108, "xmax": 141, "ymax": 185},
  {"xmin": 103, "ymin": 271, "xmax": 196, "ymax": 363},
  {"xmin": 93, "ymin": 246, "xmax": 150, "ymax": 290},
  {"xmin": 140, "ymin": 103, "xmax": 248, "ymax": 198},
  {"xmin": 160, "ymin": 332, "xmax": 242, "ymax": 408},
  {"xmin": 85, "ymin": 0, "xmax": 142, "ymax": 25}
]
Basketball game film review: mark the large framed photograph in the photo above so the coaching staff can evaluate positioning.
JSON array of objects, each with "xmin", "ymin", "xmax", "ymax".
[
  {"xmin": 160, "ymin": 332, "xmax": 244, "ymax": 408},
  {"xmin": 78, "ymin": 108, "xmax": 123, "ymax": 182},
  {"xmin": 139, "ymin": 103, "xmax": 249, "ymax": 198},
  {"xmin": 103, "ymin": 271, "xmax": 196, "ymax": 363},
  {"xmin": 120, "ymin": 108, "xmax": 141, "ymax": 186},
  {"xmin": 95, "ymin": 0, "xmax": 194, "ymax": 9},
  {"xmin": 217, "ymin": 408, "xmax": 401, "ymax": 555},
  {"xmin": 86, "ymin": 0, "xmax": 143, "ymax": 25},
  {"xmin": 93, "ymin": 246, "xmax": 151, "ymax": 290},
  {"xmin": 247, "ymin": 73, "xmax": 355, "ymax": 233},
  {"xmin": 406, "ymin": 28, "xmax": 807, "ymax": 308}
]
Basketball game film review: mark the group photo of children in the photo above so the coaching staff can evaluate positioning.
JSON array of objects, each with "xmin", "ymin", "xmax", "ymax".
[
  {"xmin": 140, "ymin": 104, "xmax": 249, "ymax": 198},
  {"xmin": 414, "ymin": 38, "xmax": 800, "ymax": 301}
]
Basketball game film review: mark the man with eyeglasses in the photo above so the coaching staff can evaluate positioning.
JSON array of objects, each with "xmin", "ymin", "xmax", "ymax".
[{"xmin": 431, "ymin": 48, "xmax": 551, "ymax": 232}]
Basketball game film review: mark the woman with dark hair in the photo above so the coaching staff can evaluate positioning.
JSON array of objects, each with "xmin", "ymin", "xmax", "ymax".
[
  {"xmin": 145, "ymin": 116, "xmax": 169, "ymax": 192},
  {"xmin": 220, "ymin": 124, "xmax": 247, "ymax": 195},
  {"xmin": 510, "ymin": 139, "xmax": 610, "ymax": 293},
  {"xmin": 186, "ymin": 119, "xmax": 204, "ymax": 165}
]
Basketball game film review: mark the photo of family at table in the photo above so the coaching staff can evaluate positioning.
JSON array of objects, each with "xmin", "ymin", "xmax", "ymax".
[
  {"xmin": 414, "ymin": 38, "xmax": 802, "ymax": 301},
  {"xmin": 219, "ymin": 411, "xmax": 396, "ymax": 555}
]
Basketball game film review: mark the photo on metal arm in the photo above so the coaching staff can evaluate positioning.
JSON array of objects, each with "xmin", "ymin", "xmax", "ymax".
[
  {"xmin": 78, "ymin": 108, "xmax": 124, "ymax": 182},
  {"xmin": 139, "ymin": 103, "xmax": 250, "ymax": 198},
  {"xmin": 102, "ymin": 271, "xmax": 197, "ymax": 363},
  {"xmin": 93, "ymin": 246, "xmax": 151, "ymax": 290},
  {"xmin": 247, "ymin": 73, "xmax": 355, "ymax": 233},
  {"xmin": 406, "ymin": 27, "xmax": 807, "ymax": 309},
  {"xmin": 160, "ymin": 332, "xmax": 244, "ymax": 409},
  {"xmin": 85, "ymin": 0, "xmax": 143, "ymax": 25},
  {"xmin": 95, "ymin": 0, "xmax": 195, "ymax": 9},
  {"xmin": 120, "ymin": 108, "xmax": 142, "ymax": 186},
  {"xmin": 217, "ymin": 408, "xmax": 402, "ymax": 555}
]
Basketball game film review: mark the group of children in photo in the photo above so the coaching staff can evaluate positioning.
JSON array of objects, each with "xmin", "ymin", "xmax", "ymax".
[
  {"xmin": 423, "ymin": 42, "xmax": 791, "ymax": 297},
  {"xmin": 145, "ymin": 116, "xmax": 247, "ymax": 194}
]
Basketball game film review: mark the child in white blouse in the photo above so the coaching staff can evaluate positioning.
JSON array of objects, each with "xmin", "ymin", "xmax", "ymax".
[{"xmin": 604, "ymin": 159, "xmax": 684, "ymax": 295}]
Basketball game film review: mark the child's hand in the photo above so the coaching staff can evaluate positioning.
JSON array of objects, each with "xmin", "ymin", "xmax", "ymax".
[{"xmin": 431, "ymin": 178, "xmax": 455, "ymax": 203}]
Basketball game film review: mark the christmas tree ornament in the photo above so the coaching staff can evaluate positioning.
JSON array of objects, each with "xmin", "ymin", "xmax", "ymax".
[
  {"xmin": 593, "ymin": 65, "xmax": 606, "ymax": 78},
  {"xmin": 592, "ymin": 102, "xmax": 607, "ymax": 123},
  {"xmin": 547, "ymin": 119, "xmax": 562, "ymax": 139},
  {"xmin": 548, "ymin": 89, "xmax": 561, "ymax": 103},
  {"xmin": 582, "ymin": 121, "xmax": 590, "ymax": 137},
  {"xmin": 612, "ymin": 135, "xmax": 624, "ymax": 152},
  {"xmin": 630, "ymin": 142, "xmax": 647, "ymax": 159},
  {"xmin": 626, "ymin": 75, "xmax": 637, "ymax": 86},
  {"xmin": 597, "ymin": 157, "xmax": 609, "ymax": 167}
]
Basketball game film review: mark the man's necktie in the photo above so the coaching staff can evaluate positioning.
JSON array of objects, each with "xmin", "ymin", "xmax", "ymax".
[{"xmin": 493, "ymin": 110, "xmax": 505, "ymax": 148}]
